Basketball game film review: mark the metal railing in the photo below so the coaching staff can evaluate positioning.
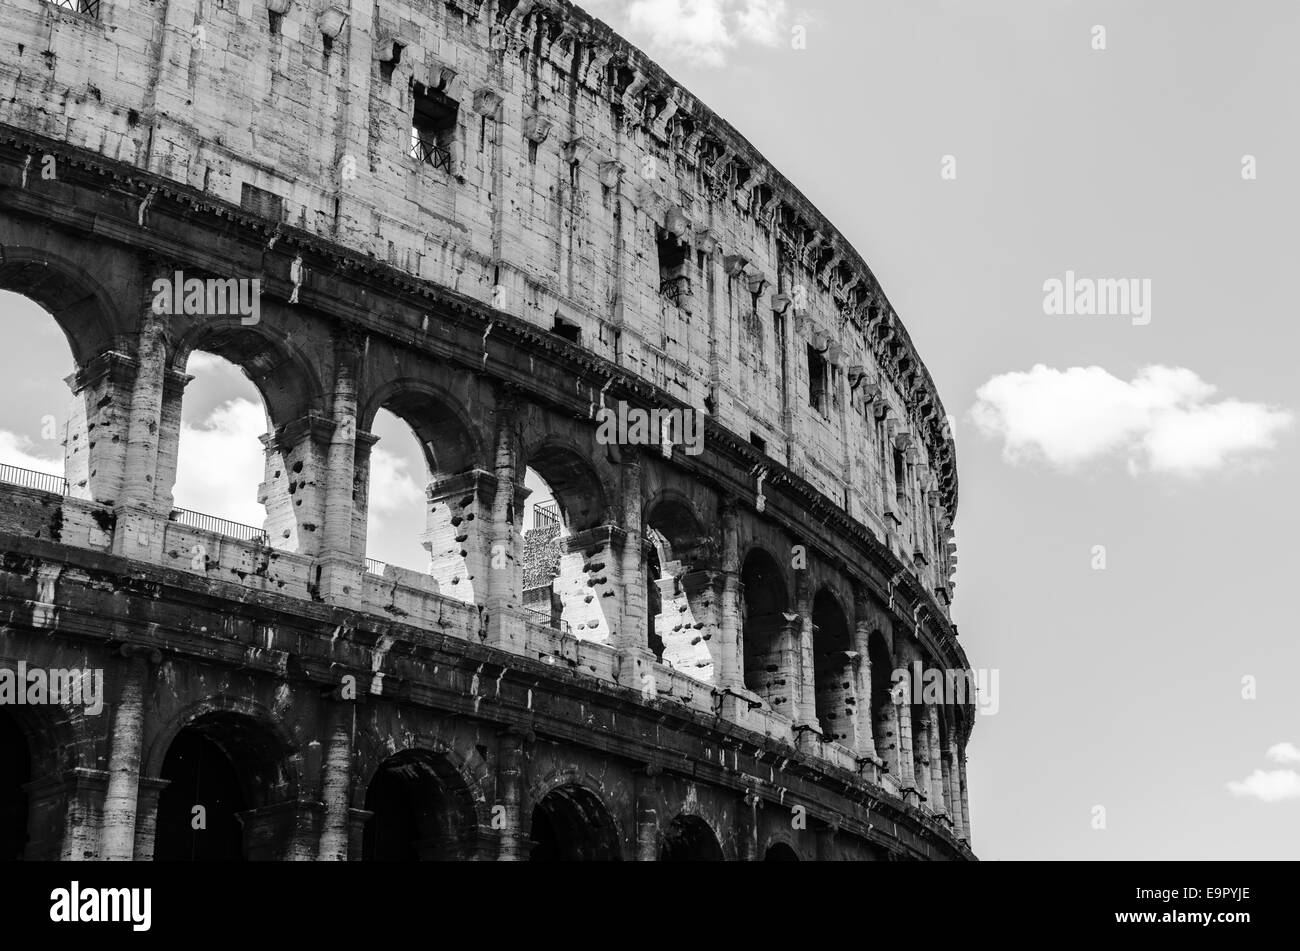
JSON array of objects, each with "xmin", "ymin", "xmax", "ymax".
[
  {"xmin": 44, "ymin": 0, "xmax": 101, "ymax": 18},
  {"xmin": 409, "ymin": 131, "xmax": 453, "ymax": 172},
  {"xmin": 531, "ymin": 500, "xmax": 560, "ymax": 531},
  {"xmin": 0, "ymin": 463, "xmax": 69, "ymax": 496},
  {"xmin": 659, "ymin": 274, "xmax": 693, "ymax": 307},
  {"xmin": 170, "ymin": 508, "xmax": 269, "ymax": 543},
  {"xmin": 364, "ymin": 558, "xmax": 387, "ymax": 576}
]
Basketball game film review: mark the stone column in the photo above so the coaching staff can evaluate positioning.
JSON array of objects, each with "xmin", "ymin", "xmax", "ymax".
[
  {"xmin": 316, "ymin": 329, "xmax": 364, "ymax": 603},
  {"xmin": 100, "ymin": 646, "xmax": 157, "ymax": 860},
  {"xmin": 943, "ymin": 747, "xmax": 963, "ymax": 838},
  {"xmin": 554, "ymin": 524, "xmax": 626, "ymax": 644},
  {"xmin": 852, "ymin": 604, "xmax": 878, "ymax": 763},
  {"xmin": 63, "ymin": 351, "xmax": 138, "ymax": 507},
  {"xmin": 484, "ymin": 392, "xmax": 527, "ymax": 652},
  {"xmin": 131, "ymin": 776, "xmax": 171, "ymax": 861},
  {"xmin": 927, "ymin": 704, "xmax": 946, "ymax": 816},
  {"xmin": 792, "ymin": 569, "xmax": 820, "ymax": 749},
  {"xmin": 894, "ymin": 671, "xmax": 917, "ymax": 797},
  {"xmin": 738, "ymin": 789, "xmax": 761, "ymax": 861},
  {"xmin": 112, "ymin": 306, "xmax": 172, "ymax": 561},
  {"xmin": 23, "ymin": 768, "xmax": 107, "ymax": 860},
  {"xmin": 424, "ymin": 469, "xmax": 501, "ymax": 605},
  {"xmin": 495, "ymin": 728, "xmax": 528, "ymax": 861},
  {"xmin": 717, "ymin": 499, "xmax": 744, "ymax": 691},
  {"xmin": 958, "ymin": 746, "xmax": 972, "ymax": 841},
  {"xmin": 317, "ymin": 698, "xmax": 355, "ymax": 861},
  {"xmin": 614, "ymin": 453, "xmax": 655, "ymax": 688},
  {"xmin": 633, "ymin": 766, "xmax": 659, "ymax": 862},
  {"xmin": 259, "ymin": 415, "xmax": 335, "ymax": 555}
]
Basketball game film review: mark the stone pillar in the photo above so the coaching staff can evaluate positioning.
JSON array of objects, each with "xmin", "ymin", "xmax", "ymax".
[
  {"xmin": 852, "ymin": 611, "xmax": 878, "ymax": 763},
  {"xmin": 120, "ymin": 308, "xmax": 169, "ymax": 510},
  {"xmin": 927, "ymin": 704, "xmax": 946, "ymax": 816},
  {"xmin": 483, "ymin": 393, "xmax": 527, "ymax": 652},
  {"xmin": 131, "ymin": 776, "xmax": 170, "ymax": 861},
  {"xmin": 555, "ymin": 524, "xmax": 625, "ymax": 644},
  {"xmin": 669, "ymin": 568, "xmax": 719, "ymax": 682},
  {"xmin": 112, "ymin": 307, "xmax": 172, "ymax": 562},
  {"xmin": 349, "ymin": 431, "xmax": 380, "ymax": 563},
  {"xmin": 943, "ymin": 747, "xmax": 963, "ymax": 838},
  {"xmin": 100, "ymin": 646, "xmax": 156, "ymax": 860},
  {"xmin": 423, "ymin": 469, "xmax": 501, "ymax": 605},
  {"xmin": 816, "ymin": 823, "xmax": 838, "ymax": 861},
  {"xmin": 259, "ymin": 415, "xmax": 335, "ymax": 555},
  {"xmin": 23, "ymin": 768, "xmax": 107, "ymax": 861},
  {"xmin": 62, "ymin": 351, "xmax": 138, "ymax": 506},
  {"xmin": 792, "ymin": 569, "xmax": 820, "ymax": 748},
  {"xmin": 894, "ymin": 672, "xmax": 917, "ymax": 797},
  {"xmin": 495, "ymin": 728, "xmax": 527, "ymax": 861},
  {"xmin": 316, "ymin": 330, "xmax": 364, "ymax": 603},
  {"xmin": 717, "ymin": 499, "xmax": 744, "ymax": 691},
  {"xmin": 633, "ymin": 766, "xmax": 659, "ymax": 862},
  {"xmin": 738, "ymin": 789, "xmax": 761, "ymax": 861},
  {"xmin": 317, "ymin": 699, "xmax": 355, "ymax": 861},
  {"xmin": 958, "ymin": 746, "xmax": 972, "ymax": 841},
  {"xmin": 912, "ymin": 704, "xmax": 930, "ymax": 806},
  {"xmin": 614, "ymin": 453, "xmax": 655, "ymax": 688}
]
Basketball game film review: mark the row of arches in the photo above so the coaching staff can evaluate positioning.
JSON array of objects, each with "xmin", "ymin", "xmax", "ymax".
[{"xmin": 0, "ymin": 706, "xmax": 818, "ymax": 861}]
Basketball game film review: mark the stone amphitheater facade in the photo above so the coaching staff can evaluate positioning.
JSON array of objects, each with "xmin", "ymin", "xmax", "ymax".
[{"xmin": 0, "ymin": 0, "xmax": 975, "ymax": 860}]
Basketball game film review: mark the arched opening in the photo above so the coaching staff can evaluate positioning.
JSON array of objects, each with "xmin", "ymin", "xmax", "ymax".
[
  {"xmin": 524, "ymin": 443, "xmax": 614, "ymax": 643},
  {"xmin": 644, "ymin": 499, "xmax": 712, "ymax": 679},
  {"xmin": 659, "ymin": 814, "xmax": 723, "ymax": 861},
  {"xmin": 0, "ymin": 291, "xmax": 75, "ymax": 499},
  {"xmin": 741, "ymin": 549, "xmax": 792, "ymax": 713},
  {"xmin": 764, "ymin": 842, "xmax": 800, "ymax": 861},
  {"xmin": 155, "ymin": 728, "xmax": 246, "ymax": 860},
  {"xmin": 529, "ymin": 784, "xmax": 620, "ymax": 861},
  {"xmin": 360, "ymin": 387, "xmax": 482, "ymax": 598},
  {"xmin": 173, "ymin": 351, "xmax": 274, "ymax": 544},
  {"xmin": 153, "ymin": 711, "xmax": 295, "ymax": 861},
  {"xmin": 361, "ymin": 749, "xmax": 479, "ymax": 861},
  {"xmin": 868, "ymin": 631, "xmax": 897, "ymax": 774},
  {"xmin": 362, "ymin": 408, "xmax": 431, "ymax": 576},
  {"xmin": 0, "ymin": 711, "xmax": 31, "ymax": 861},
  {"xmin": 812, "ymin": 590, "xmax": 855, "ymax": 745},
  {"xmin": 522, "ymin": 466, "xmax": 565, "ymax": 629}
]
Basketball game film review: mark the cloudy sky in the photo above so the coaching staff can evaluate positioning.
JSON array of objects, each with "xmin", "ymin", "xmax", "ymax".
[{"xmin": 3, "ymin": 0, "xmax": 1298, "ymax": 859}]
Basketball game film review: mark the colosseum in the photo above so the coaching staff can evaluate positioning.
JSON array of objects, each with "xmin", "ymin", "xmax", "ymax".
[{"xmin": 0, "ymin": 0, "xmax": 974, "ymax": 861}]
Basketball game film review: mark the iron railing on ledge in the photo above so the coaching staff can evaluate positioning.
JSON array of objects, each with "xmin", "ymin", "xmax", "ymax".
[
  {"xmin": 169, "ymin": 508, "xmax": 269, "ymax": 544},
  {"xmin": 409, "ymin": 132, "xmax": 452, "ymax": 172},
  {"xmin": 531, "ymin": 500, "xmax": 560, "ymax": 531},
  {"xmin": 659, "ymin": 275, "xmax": 693, "ymax": 307},
  {"xmin": 364, "ymin": 558, "xmax": 386, "ymax": 576},
  {"xmin": 44, "ymin": 0, "xmax": 101, "ymax": 18},
  {"xmin": 0, "ymin": 463, "xmax": 69, "ymax": 496}
]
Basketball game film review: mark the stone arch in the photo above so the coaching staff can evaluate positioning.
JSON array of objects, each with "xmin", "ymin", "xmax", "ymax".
[
  {"xmin": 0, "ymin": 246, "xmax": 121, "ymax": 369},
  {"xmin": 659, "ymin": 812, "xmax": 724, "ymax": 861},
  {"xmin": 360, "ymin": 747, "xmax": 483, "ymax": 860},
  {"xmin": 740, "ymin": 547, "xmax": 794, "ymax": 714},
  {"xmin": 525, "ymin": 436, "xmax": 619, "ymax": 643},
  {"xmin": 762, "ymin": 837, "xmax": 802, "ymax": 861},
  {"xmin": 358, "ymin": 377, "xmax": 491, "ymax": 593},
  {"xmin": 148, "ymin": 700, "xmax": 301, "ymax": 861},
  {"xmin": 644, "ymin": 494, "xmax": 714, "ymax": 679},
  {"xmin": 812, "ymin": 588, "xmax": 856, "ymax": 746},
  {"xmin": 868, "ymin": 629, "xmax": 899, "ymax": 776},
  {"xmin": 172, "ymin": 318, "xmax": 326, "ymax": 431},
  {"xmin": 526, "ymin": 770, "xmax": 623, "ymax": 861},
  {"xmin": 523, "ymin": 435, "xmax": 613, "ymax": 533},
  {"xmin": 358, "ymin": 377, "xmax": 487, "ymax": 481}
]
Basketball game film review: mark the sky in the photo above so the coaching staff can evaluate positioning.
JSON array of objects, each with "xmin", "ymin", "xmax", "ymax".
[{"xmin": 2, "ymin": 0, "xmax": 1298, "ymax": 860}]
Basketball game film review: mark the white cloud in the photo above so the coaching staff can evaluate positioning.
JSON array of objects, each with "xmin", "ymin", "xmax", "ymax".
[
  {"xmin": 971, "ymin": 365, "xmax": 1292, "ymax": 477},
  {"xmin": 1227, "ymin": 769, "xmax": 1300, "ymax": 803},
  {"xmin": 173, "ymin": 398, "xmax": 268, "ymax": 528},
  {"xmin": 590, "ymin": 0, "xmax": 789, "ymax": 67},
  {"xmin": 367, "ymin": 445, "xmax": 423, "ymax": 519},
  {"xmin": 0, "ymin": 429, "xmax": 64, "ymax": 475},
  {"xmin": 1266, "ymin": 742, "xmax": 1300, "ymax": 765}
]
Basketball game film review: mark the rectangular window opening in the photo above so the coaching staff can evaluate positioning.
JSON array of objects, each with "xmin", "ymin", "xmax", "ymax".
[
  {"xmin": 410, "ymin": 81, "xmax": 458, "ymax": 172},
  {"xmin": 657, "ymin": 228, "xmax": 691, "ymax": 306}
]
